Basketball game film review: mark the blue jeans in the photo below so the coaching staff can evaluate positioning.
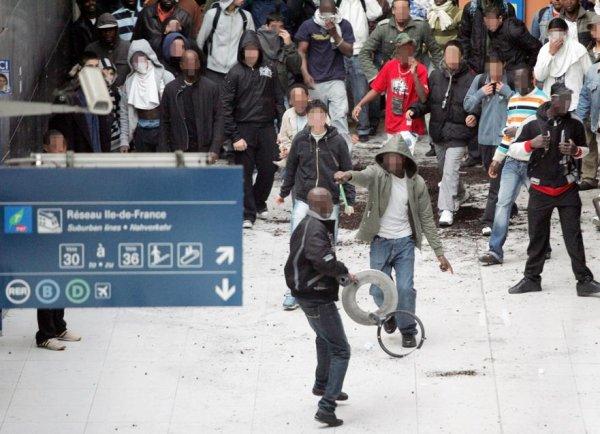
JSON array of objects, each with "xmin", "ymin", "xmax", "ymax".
[
  {"xmin": 344, "ymin": 56, "xmax": 370, "ymax": 136},
  {"xmin": 369, "ymin": 235, "xmax": 417, "ymax": 335},
  {"xmin": 298, "ymin": 300, "xmax": 350, "ymax": 413},
  {"xmin": 488, "ymin": 157, "xmax": 529, "ymax": 260}
]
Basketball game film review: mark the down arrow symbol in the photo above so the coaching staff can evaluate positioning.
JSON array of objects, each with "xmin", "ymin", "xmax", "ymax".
[{"xmin": 215, "ymin": 278, "xmax": 236, "ymax": 301}]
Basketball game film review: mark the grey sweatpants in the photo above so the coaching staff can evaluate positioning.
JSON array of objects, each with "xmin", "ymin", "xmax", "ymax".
[
  {"xmin": 434, "ymin": 144, "xmax": 467, "ymax": 213},
  {"xmin": 310, "ymin": 79, "xmax": 352, "ymax": 152}
]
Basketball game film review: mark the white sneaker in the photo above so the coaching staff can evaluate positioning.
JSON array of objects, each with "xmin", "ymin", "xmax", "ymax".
[
  {"xmin": 439, "ymin": 210, "xmax": 454, "ymax": 227},
  {"xmin": 481, "ymin": 226, "xmax": 492, "ymax": 236},
  {"xmin": 257, "ymin": 210, "xmax": 269, "ymax": 220},
  {"xmin": 243, "ymin": 220, "xmax": 254, "ymax": 229},
  {"xmin": 57, "ymin": 330, "xmax": 81, "ymax": 342},
  {"xmin": 38, "ymin": 338, "xmax": 66, "ymax": 351}
]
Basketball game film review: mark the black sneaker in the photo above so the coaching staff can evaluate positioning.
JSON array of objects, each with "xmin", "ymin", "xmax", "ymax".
[
  {"xmin": 312, "ymin": 388, "xmax": 349, "ymax": 401},
  {"xmin": 359, "ymin": 134, "xmax": 369, "ymax": 143},
  {"xmin": 383, "ymin": 316, "xmax": 397, "ymax": 334},
  {"xmin": 315, "ymin": 409, "xmax": 343, "ymax": 427},
  {"xmin": 509, "ymin": 277, "xmax": 542, "ymax": 294},
  {"xmin": 576, "ymin": 277, "xmax": 600, "ymax": 297},
  {"xmin": 479, "ymin": 252, "xmax": 502, "ymax": 266},
  {"xmin": 369, "ymin": 126, "xmax": 378, "ymax": 136},
  {"xmin": 461, "ymin": 157, "xmax": 481, "ymax": 168},
  {"xmin": 425, "ymin": 145, "xmax": 436, "ymax": 157},
  {"xmin": 402, "ymin": 334, "xmax": 417, "ymax": 348}
]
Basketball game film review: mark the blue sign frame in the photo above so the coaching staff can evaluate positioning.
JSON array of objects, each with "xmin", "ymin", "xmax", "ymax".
[{"xmin": 0, "ymin": 167, "xmax": 243, "ymax": 308}]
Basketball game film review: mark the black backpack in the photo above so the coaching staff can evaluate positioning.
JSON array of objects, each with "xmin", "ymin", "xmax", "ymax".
[{"xmin": 203, "ymin": 3, "xmax": 249, "ymax": 55}]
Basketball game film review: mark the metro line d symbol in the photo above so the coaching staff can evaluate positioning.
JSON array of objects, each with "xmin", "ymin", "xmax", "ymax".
[{"xmin": 65, "ymin": 279, "xmax": 90, "ymax": 304}]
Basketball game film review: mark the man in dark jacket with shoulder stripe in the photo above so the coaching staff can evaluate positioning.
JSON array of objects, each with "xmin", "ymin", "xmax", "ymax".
[
  {"xmin": 284, "ymin": 187, "xmax": 356, "ymax": 428},
  {"xmin": 222, "ymin": 29, "xmax": 285, "ymax": 229}
]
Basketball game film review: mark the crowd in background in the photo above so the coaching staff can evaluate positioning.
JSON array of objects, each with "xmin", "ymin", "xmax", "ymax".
[{"xmin": 37, "ymin": 0, "xmax": 600, "ymax": 350}]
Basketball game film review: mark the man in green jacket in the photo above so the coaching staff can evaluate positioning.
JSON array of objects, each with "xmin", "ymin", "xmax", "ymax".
[
  {"xmin": 334, "ymin": 135, "xmax": 453, "ymax": 348},
  {"xmin": 358, "ymin": 0, "xmax": 443, "ymax": 82}
]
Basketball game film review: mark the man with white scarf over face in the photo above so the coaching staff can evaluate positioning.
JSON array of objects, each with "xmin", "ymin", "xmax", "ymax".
[
  {"xmin": 296, "ymin": 0, "xmax": 355, "ymax": 151},
  {"xmin": 119, "ymin": 39, "xmax": 175, "ymax": 152}
]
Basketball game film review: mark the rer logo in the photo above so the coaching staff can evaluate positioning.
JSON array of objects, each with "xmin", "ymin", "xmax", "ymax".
[
  {"xmin": 4, "ymin": 206, "xmax": 32, "ymax": 234},
  {"xmin": 5, "ymin": 279, "xmax": 31, "ymax": 305}
]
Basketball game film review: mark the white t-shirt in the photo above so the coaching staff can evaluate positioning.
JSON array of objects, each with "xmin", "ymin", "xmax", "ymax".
[
  {"xmin": 377, "ymin": 174, "xmax": 412, "ymax": 239},
  {"xmin": 296, "ymin": 114, "xmax": 308, "ymax": 133},
  {"xmin": 566, "ymin": 19, "xmax": 578, "ymax": 41}
]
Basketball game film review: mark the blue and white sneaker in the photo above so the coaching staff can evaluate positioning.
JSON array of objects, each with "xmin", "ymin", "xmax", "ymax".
[{"xmin": 282, "ymin": 293, "xmax": 298, "ymax": 310}]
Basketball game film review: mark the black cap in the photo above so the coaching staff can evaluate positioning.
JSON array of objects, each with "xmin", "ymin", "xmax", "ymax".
[{"xmin": 550, "ymin": 82, "xmax": 573, "ymax": 97}]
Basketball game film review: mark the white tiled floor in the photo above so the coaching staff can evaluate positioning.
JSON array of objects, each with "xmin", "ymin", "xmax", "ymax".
[{"xmin": 1, "ymin": 146, "xmax": 600, "ymax": 433}]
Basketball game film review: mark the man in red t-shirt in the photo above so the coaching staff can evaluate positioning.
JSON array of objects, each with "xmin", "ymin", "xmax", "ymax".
[{"xmin": 352, "ymin": 33, "xmax": 428, "ymax": 154}]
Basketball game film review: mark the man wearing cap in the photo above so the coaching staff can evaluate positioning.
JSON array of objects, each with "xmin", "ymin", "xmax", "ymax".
[
  {"xmin": 507, "ymin": 82, "xmax": 600, "ymax": 297},
  {"xmin": 352, "ymin": 33, "xmax": 428, "ymax": 155},
  {"xmin": 85, "ymin": 13, "xmax": 131, "ymax": 86},
  {"xmin": 576, "ymin": 14, "xmax": 600, "ymax": 191}
]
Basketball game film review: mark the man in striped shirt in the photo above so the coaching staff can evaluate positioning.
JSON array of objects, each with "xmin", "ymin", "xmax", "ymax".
[
  {"xmin": 112, "ymin": 0, "xmax": 143, "ymax": 41},
  {"xmin": 479, "ymin": 65, "xmax": 548, "ymax": 265}
]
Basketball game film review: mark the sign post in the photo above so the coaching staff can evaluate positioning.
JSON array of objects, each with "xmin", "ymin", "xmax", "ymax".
[{"xmin": 0, "ymin": 164, "xmax": 243, "ymax": 312}]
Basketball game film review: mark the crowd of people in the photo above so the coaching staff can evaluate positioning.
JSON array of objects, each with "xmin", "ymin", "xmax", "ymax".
[{"xmin": 34, "ymin": 0, "xmax": 600, "ymax": 426}]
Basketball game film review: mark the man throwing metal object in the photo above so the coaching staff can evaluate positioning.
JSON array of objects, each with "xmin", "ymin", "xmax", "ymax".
[{"xmin": 284, "ymin": 187, "xmax": 357, "ymax": 427}]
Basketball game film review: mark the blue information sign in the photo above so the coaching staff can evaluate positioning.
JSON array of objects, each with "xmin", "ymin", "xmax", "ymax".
[{"xmin": 0, "ymin": 167, "xmax": 243, "ymax": 308}]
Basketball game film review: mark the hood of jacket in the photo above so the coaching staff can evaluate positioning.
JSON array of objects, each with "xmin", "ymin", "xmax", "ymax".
[
  {"xmin": 127, "ymin": 39, "xmax": 164, "ymax": 69},
  {"xmin": 257, "ymin": 25, "xmax": 283, "ymax": 61},
  {"xmin": 374, "ymin": 135, "xmax": 418, "ymax": 179},
  {"xmin": 237, "ymin": 30, "xmax": 264, "ymax": 66},
  {"xmin": 162, "ymin": 32, "xmax": 189, "ymax": 63}
]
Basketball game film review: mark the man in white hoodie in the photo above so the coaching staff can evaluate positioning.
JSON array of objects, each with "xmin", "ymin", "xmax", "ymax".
[
  {"xmin": 197, "ymin": 0, "xmax": 255, "ymax": 86},
  {"xmin": 338, "ymin": 0, "xmax": 384, "ymax": 142}
]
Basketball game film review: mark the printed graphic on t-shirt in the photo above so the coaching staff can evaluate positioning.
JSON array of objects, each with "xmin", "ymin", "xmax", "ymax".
[{"xmin": 392, "ymin": 78, "xmax": 408, "ymax": 95}]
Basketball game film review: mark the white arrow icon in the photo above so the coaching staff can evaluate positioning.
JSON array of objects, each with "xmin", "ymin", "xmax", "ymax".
[
  {"xmin": 216, "ymin": 246, "xmax": 235, "ymax": 265},
  {"xmin": 215, "ymin": 278, "xmax": 236, "ymax": 301}
]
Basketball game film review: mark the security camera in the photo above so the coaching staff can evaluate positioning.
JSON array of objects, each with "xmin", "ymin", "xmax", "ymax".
[{"xmin": 78, "ymin": 66, "xmax": 113, "ymax": 115}]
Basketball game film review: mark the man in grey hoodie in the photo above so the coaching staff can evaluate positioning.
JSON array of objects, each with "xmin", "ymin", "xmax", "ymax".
[{"xmin": 197, "ymin": 0, "xmax": 255, "ymax": 85}]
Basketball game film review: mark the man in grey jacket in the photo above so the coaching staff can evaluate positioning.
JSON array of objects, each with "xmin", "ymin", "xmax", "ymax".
[
  {"xmin": 197, "ymin": 0, "xmax": 255, "ymax": 85},
  {"xmin": 334, "ymin": 136, "xmax": 453, "ymax": 348}
]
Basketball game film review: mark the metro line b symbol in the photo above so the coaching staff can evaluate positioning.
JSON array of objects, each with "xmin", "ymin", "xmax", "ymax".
[{"xmin": 35, "ymin": 280, "xmax": 60, "ymax": 304}]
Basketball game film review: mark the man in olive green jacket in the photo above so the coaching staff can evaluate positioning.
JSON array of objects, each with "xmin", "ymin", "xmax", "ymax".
[
  {"xmin": 358, "ymin": 0, "xmax": 443, "ymax": 82},
  {"xmin": 334, "ymin": 135, "xmax": 452, "ymax": 348}
]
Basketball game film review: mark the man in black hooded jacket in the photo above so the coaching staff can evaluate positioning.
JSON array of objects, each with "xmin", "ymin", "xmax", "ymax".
[{"xmin": 222, "ymin": 29, "xmax": 285, "ymax": 228}]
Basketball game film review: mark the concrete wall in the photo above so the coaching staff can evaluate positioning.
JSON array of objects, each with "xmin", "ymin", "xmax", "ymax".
[{"xmin": 0, "ymin": 0, "xmax": 72, "ymax": 159}]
